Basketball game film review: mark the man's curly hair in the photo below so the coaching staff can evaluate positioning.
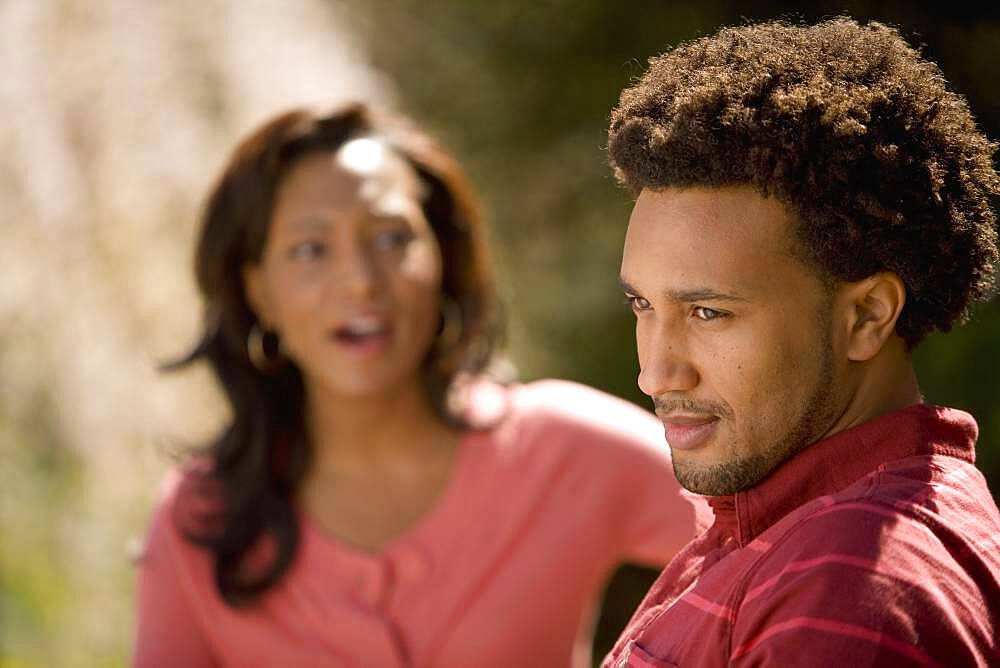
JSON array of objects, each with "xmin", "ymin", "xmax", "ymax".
[{"xmin": 608, "ymin": 17, "xmax": 999, "ymax": 346}]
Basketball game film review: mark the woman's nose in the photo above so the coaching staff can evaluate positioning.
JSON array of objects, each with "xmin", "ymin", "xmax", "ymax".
[{"xmin": 335, "ymin": 245, "xmax": 380, "ymax": 301}]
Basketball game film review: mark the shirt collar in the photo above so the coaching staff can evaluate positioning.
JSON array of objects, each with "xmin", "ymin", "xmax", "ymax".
[{"xmin": 706, "ymin": 404, "xmax": 978, "ymax": 546}]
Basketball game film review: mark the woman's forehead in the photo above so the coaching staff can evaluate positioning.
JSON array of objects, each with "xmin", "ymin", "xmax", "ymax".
[{"xmin": 278, "ymin": 144, "xmax": 423, "ymax": 204}]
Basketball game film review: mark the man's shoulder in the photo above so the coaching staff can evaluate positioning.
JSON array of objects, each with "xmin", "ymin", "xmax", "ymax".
[
  {"xmin": 769, "ymin": 450, "xmax": 991, "ymax": 538},
  {"xmin": 743, "ymin": 454, "xmax": 1000, "ymax": 610},
  {"xmin": 725, "ymin": 470, "xmax": 1000, "ymax": 665}
]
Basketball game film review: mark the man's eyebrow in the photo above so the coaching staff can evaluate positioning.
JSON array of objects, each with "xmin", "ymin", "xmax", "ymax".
[
  {"xmin": 667, "ymin": 288, "xmax": 749, "ymax": 303},
  {"xmin": 618, "ymin": 276, "xmax": 640, "ymax": 294},
  {"xmin": 618, "ymin": 277, "xmax": 749, "ymax": 303}
]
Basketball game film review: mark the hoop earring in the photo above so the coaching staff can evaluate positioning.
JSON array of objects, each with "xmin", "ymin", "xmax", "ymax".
[
  {"xmin": 247, "ymin": 323, "xmax": 285, "ymax": 373},
  {"xmin": 435, "ymin": 297, "xmax": 464, "ymax": 354}
]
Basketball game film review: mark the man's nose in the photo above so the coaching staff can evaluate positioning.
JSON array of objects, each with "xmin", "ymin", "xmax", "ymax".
[{"xmin": 637, "ymin": 329, "xmax": 699, "ymax": 398}]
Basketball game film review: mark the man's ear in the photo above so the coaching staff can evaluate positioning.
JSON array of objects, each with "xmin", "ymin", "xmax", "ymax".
[
  {"xmin": 840, "ymin": 272, "xmax": 907, "ymax": 362},
  {"xmin": 242, "ymin": 264, "xmax": 273, "ymax": 328}
]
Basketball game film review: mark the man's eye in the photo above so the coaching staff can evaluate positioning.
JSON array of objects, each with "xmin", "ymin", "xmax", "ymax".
[
  {"xmin": 373, "ymin": 228, "xmax": 414, "ymax": 251},
  {"xmin": 693, "ymin": 306, "xmax": 727, "ymax": 321},
  {"xmin": 624, "ymin": 295, "xmax": 652, "ymax": 312},
  {"xmin": 288, "ymin": 241, "xmax": 326, "ymax": 261}
]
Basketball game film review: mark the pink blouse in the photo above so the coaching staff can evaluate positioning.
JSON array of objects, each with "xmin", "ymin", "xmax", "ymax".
[{"xmin": 134, "ymin": 380, "xmax": 707, "ymax": 667}]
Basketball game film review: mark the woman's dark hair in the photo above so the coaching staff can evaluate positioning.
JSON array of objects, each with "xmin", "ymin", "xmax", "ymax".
[
  {"xmin": 170, "ymin": 103, "xmax": 501, "ymax": 604},
  {"xmin": 608, "ymin": 17, "xmax": 999, "ymax": 346}
]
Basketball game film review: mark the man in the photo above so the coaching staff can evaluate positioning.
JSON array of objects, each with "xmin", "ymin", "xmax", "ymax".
[{"xmin": 606, "ymin": 17, "xmax": 1000, "ymax": 667}]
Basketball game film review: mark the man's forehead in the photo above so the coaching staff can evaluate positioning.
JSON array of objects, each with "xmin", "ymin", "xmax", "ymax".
[
  {"xmin": 627, "ymin": 187, "xmax": 799, "ymax": 250},
  {"xmin": 621, "ymin": 186, "xmax": 806, "ymax": 295},
  {"xmin": 633, "ymin": 184, "xmax": 788, "ymax": 224}
]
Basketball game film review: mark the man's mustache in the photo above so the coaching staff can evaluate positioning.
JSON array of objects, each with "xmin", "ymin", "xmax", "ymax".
[{"xmin": 653, "ymin": 396, "xmax": 734, "ymax": 420}]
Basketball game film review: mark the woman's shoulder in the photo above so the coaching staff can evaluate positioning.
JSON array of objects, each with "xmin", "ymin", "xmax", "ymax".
[
  {"xmin": 140, "ymin": 459, "xmax": 223, "ymax": 560},
  {"xmin": 466, "ymin": 377, "xmax": 665, "ymax": 462},
  {"xmin": 511, "ymin": 378, "xmax": 661, "ymax": 441}
]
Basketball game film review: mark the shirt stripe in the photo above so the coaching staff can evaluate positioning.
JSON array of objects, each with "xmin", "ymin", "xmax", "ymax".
[{"xmin": 730, "ymin": 616, "xmax": 942, "ymax": 666}]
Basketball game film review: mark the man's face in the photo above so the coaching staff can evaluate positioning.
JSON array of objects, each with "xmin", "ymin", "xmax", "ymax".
[{"xmin": 620, "ymin": 186, "xmax": 844, "ymax": 496}]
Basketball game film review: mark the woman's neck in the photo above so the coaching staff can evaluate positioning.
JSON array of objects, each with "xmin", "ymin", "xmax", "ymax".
[
  {"xmin": 303, "ymin": 376, "xmax": 456, "ymax": 478},
  {"xmin": 297, "ymin": 376, "xmax": 465, "ymax": 552}
]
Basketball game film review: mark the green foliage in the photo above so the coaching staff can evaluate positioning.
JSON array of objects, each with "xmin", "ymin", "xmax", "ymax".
[
  {"xmin": 1, "ymin": 392, "xmax": 80, "ymax": 666},
  {"xmin": 915, "ymin": 300, "xmax": 1000, "ymax": 491},
  {"xmin": 355, "ymin": 0, "xmax": 1000, "ymax": 491}
]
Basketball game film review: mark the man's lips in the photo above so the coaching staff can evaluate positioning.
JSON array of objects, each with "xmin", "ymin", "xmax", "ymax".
[{"xmin": 657, "ymin": 414, "xmax": 720, "ymax": 450}]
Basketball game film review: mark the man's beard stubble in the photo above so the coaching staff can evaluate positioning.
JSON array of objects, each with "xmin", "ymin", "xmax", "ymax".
[{"xmin": 671, "ymin": 326, "xmax": 838, "ymax": 497}]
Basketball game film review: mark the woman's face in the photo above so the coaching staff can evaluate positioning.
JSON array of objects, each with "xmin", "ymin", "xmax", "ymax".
[{"xmin": 244, "ymin": 138, "xmax": 443, "ymax": 400}]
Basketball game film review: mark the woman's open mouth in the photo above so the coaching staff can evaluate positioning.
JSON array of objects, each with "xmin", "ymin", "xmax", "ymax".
[{"xmin": 330, "ymin": 315, "xmax": 392, "ymax": 357}]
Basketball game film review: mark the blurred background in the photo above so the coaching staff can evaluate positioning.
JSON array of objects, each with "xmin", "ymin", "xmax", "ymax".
[{"xmin": 1, "ymin": 1, "xmax": 997, "ymax": 666}]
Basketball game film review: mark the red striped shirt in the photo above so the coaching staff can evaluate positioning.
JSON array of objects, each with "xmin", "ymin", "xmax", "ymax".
[{"xmin": 604, "ymin": 404, "xmax": 1000, "ymax": 667}]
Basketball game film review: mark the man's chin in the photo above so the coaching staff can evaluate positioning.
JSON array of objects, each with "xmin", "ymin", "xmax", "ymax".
[{"xmin": 674, "ymin": 453, "xmax": 775, "ymax": 496}]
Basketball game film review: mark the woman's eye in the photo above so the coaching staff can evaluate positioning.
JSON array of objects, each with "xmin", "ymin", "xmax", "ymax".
[
  {"xmin": 288, "ymin": 241, "xmax": 326, "ymax": 261},
  {"xmin": 624, "ymin": 295, "xmax": 651, "ymax": 312},
  {"xmin": 693, "ymin": 306, "xmax": 727, "ymax": 321},
  {"xmin": 373, "ymin": 228, "xmax": 414, "ymax": 251}
]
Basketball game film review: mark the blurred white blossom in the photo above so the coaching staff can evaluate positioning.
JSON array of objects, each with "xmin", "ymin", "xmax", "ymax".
[{"xmin": 0, "ymin": 2, "xmax": 389, "ymax": 664}]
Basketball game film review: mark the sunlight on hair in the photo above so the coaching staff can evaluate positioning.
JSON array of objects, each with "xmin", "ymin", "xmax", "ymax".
[{"xmin": 338, "ymin": 137, "xmax": 386, "ymax": 174}]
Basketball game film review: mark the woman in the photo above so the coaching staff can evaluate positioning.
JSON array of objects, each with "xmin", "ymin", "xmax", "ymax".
[{"xmin": 134, "ymin": 103, "xmax": 705, "ymax": 667}]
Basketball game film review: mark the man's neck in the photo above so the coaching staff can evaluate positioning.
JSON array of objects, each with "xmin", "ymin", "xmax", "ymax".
[{"xmin": 823, "ymin": 336, "xmax": 923, "ymax": 441}]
